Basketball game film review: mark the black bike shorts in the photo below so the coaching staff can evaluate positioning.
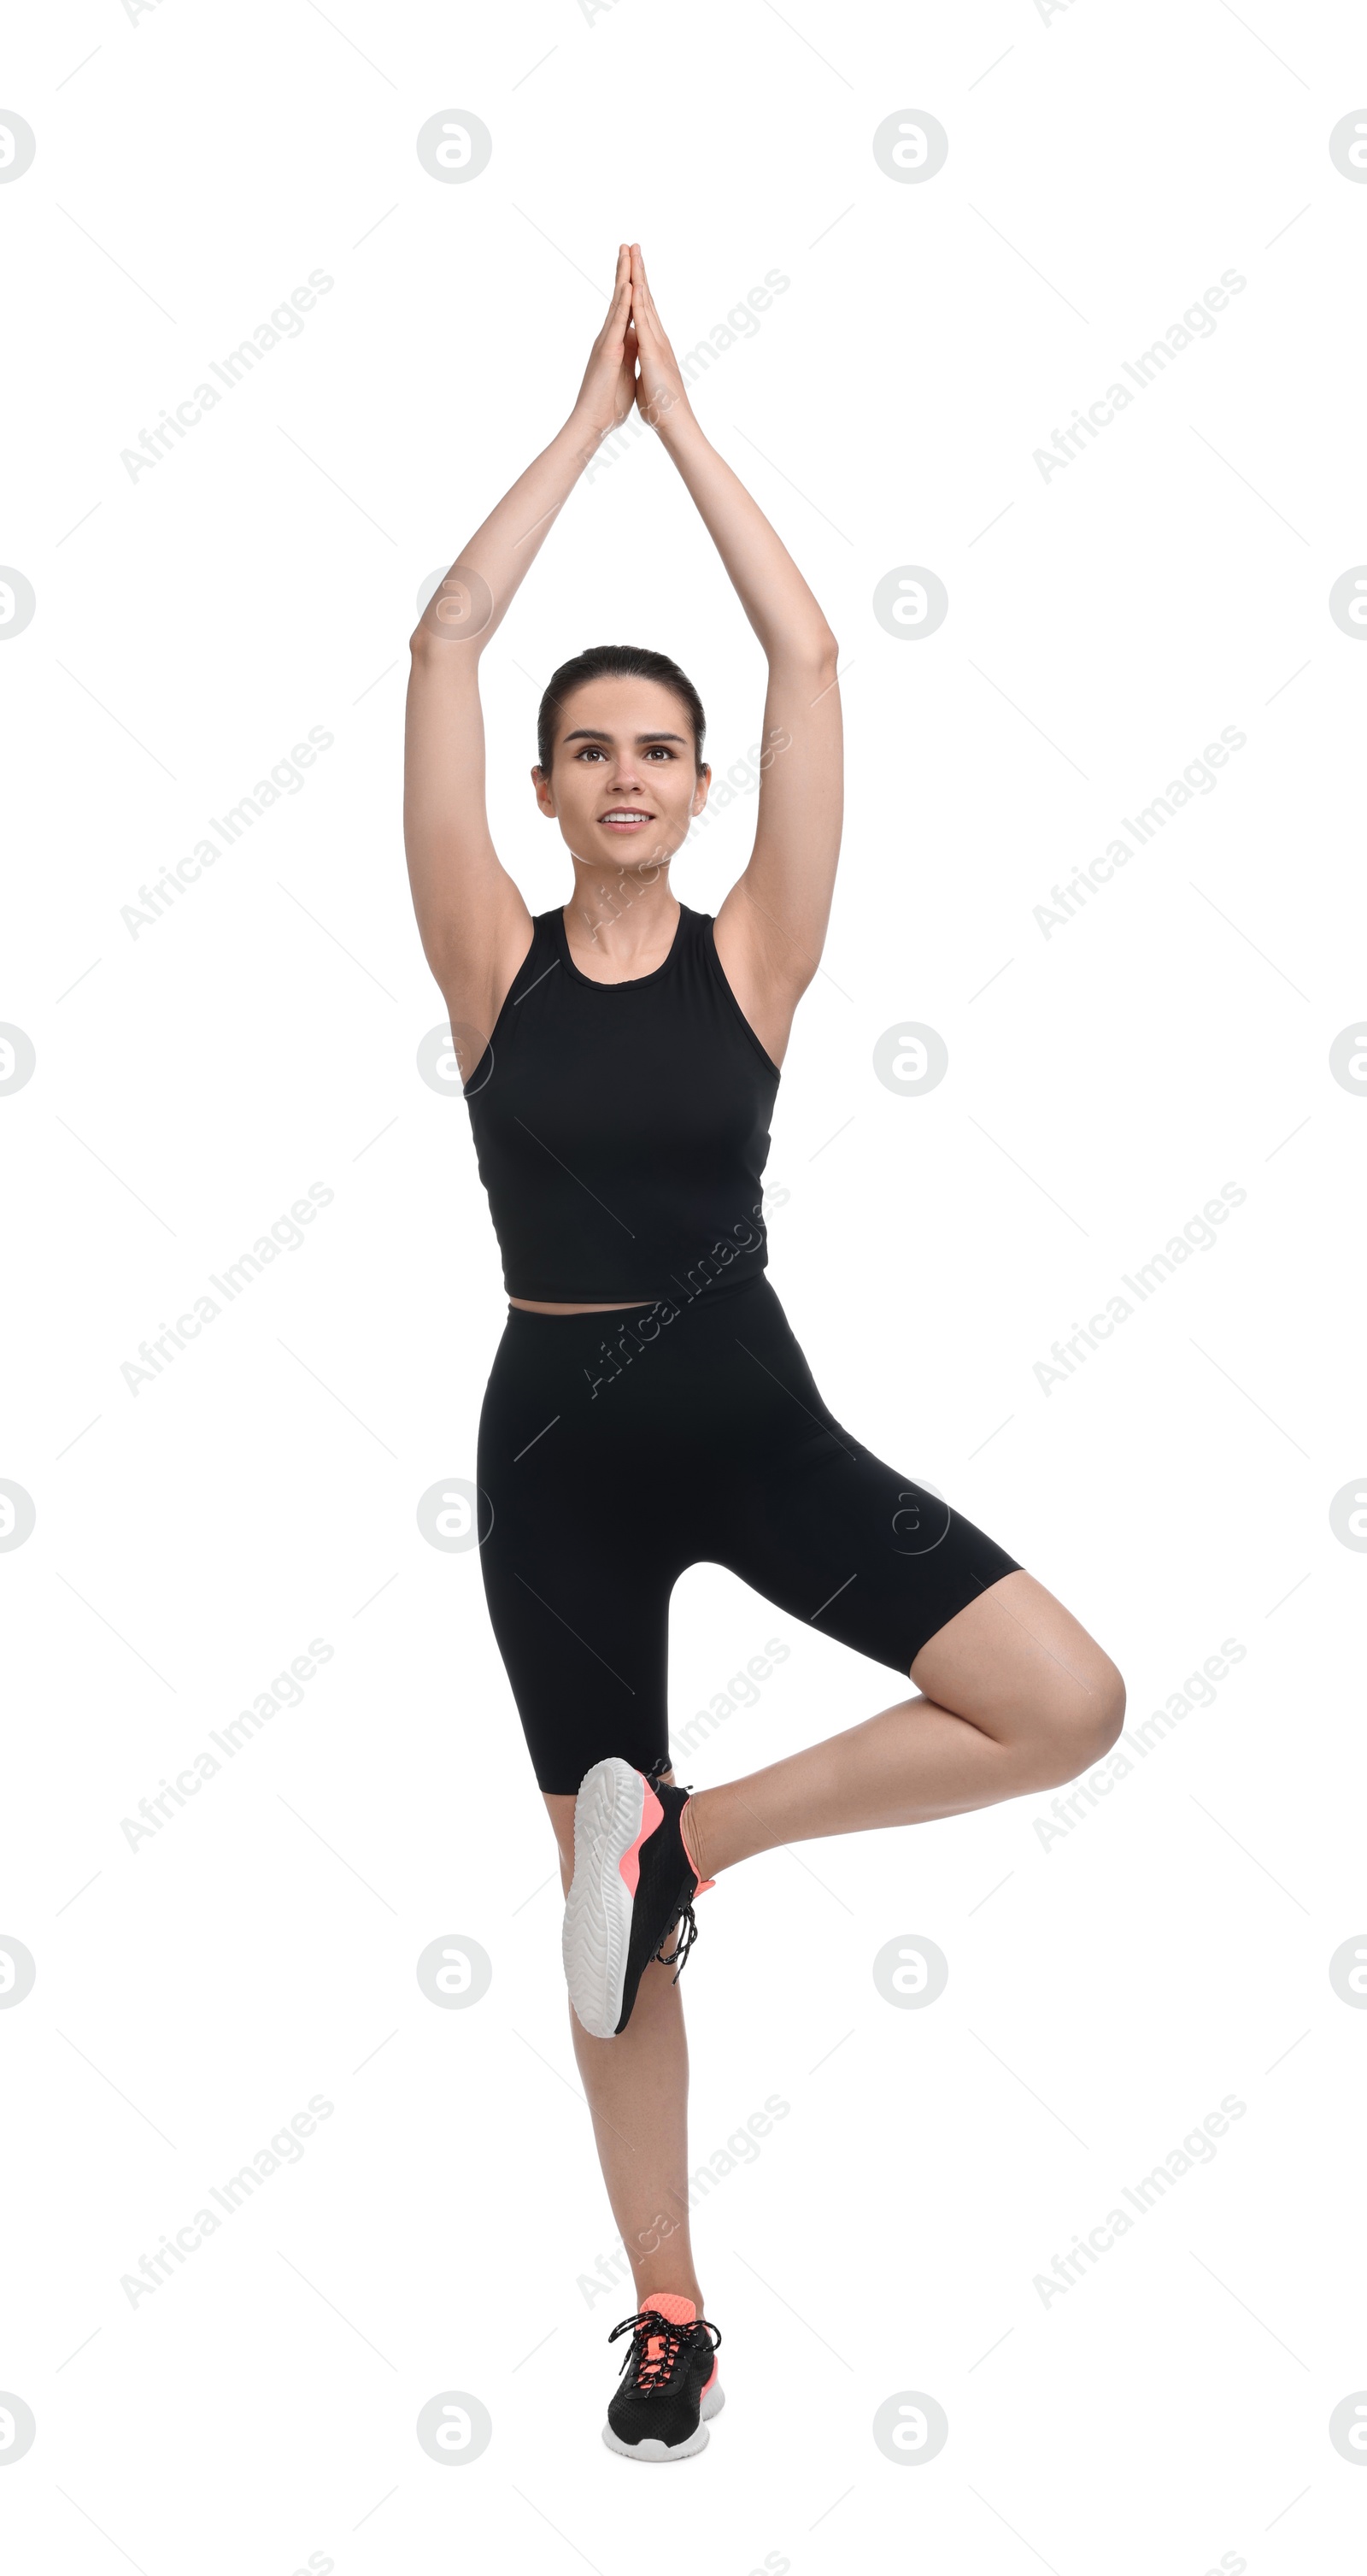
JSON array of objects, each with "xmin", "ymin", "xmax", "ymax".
[{"xmin": 475, "ymin": 1273, "xmax": 1021, "ymax": 1795}]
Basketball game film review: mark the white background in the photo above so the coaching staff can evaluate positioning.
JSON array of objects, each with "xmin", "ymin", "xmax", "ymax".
[{"xmin": 3, "ymin": 1, "xmax": 1366, "ymax": 2568}]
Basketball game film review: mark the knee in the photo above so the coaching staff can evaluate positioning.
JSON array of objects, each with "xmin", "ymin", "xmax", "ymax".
[{"xmin": 1024, "ymin": 1656, "xmax": 1126, "ymax": 1790}]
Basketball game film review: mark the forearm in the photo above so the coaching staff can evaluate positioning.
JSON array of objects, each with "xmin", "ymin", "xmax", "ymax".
[
  {"xmin": 414, "ymin": 408, "xmax": 609, "ymax": 656},
  {"xmin": 656, "ymin": 411, "xmax": 836, "ymax": 668}
]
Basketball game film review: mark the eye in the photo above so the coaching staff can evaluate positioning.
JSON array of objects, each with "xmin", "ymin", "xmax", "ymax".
[
  {"xmin": 574, "ymin": 744, "xmax": 607, "ymax": 761},
  {"xmin": 644, "ymin": 744, "xmax": 676, "ymax": 761}
]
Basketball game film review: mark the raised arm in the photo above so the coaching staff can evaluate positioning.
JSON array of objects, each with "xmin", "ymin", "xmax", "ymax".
[
  {"xmin": 626, "ymin": 246, "xmax": 842, "ymax": 1062},
  {"xmin": 402, "ymin": 246, "xmax": 640, "ymax": 1057}
]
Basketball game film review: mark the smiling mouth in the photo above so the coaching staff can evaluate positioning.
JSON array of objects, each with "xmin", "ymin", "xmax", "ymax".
[{"xmin": 598, "ymin": 809, "xmax": 655, "ymax": 829}]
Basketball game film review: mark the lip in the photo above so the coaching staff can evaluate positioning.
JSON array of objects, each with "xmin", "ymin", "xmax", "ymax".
[{"xmin": 598, "ymin": 809, "xmax": 654, "ymax": 829}]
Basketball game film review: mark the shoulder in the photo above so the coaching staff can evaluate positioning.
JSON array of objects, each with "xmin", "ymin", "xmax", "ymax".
[
  {"xmin": 709, "ymin": 886, "xmax": 802, "ymax": 1073},
  {"xmin": 515, "ymin": 909, "xmax": 560, "ymax": 980},
  {"xmin": 442, "ymin": 904, "xmax": 544, "ymax": 1062},
  {"xmin": 683, "ymin": 904, "xmax": 726, "ymax": 973}
]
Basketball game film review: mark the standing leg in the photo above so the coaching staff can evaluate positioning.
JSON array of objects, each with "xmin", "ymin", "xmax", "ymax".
[
  {"xmin": 545, "ymin": 1771, "xmax": 706, "ymax": 2314},
  {"xmin": 678, "ymin": 1572, "xmax": 1125, "ymax": 1881}
]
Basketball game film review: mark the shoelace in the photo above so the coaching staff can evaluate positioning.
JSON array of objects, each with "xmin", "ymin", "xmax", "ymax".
[
  {"xmin": 654, "ymin": 1899, "xmax": 700, "ymax": 1981},
  {"xmin": 609, "ymin": 2306, "xmax": 722, "ymax": 2394},
  {"xmin": 643, "ymin": 1757, "xmax": 705, "ymax": 1986}
]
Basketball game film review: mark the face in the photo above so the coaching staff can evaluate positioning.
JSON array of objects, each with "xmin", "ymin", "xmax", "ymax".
[{"xmin": 532, "ymin": 676, "xmax": 711, "ymax": 871}]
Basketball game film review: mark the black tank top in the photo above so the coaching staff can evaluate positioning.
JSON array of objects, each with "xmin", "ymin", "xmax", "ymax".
[{"xmin": 462, "ymin": 903, "xmax": 780, "ymax": 1302}]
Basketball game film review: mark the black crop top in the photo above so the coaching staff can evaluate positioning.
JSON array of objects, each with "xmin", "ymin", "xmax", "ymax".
[{"xmin": 461, "ymin": 903, "xmax": 780, "ymax": 1302}]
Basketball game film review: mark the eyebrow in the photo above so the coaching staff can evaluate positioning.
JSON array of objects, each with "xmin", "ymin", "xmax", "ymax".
[{"xmin": 560, "ymin": 727, "xmax": 688, "ymax": 746}]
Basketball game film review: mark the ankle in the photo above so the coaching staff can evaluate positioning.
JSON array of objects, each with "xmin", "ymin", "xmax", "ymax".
[
  {"xmin": 635, "ymin": 2273, "xmax": 705, "ymax": 2315},
  {"xmin": 679, "ymin": 1791, "xmax": 710, "ymax": 1885}
]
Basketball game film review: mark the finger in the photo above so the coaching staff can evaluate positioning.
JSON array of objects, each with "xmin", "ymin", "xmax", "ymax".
[
  {"xmin": 633, "ymin": 263, "xmax": 664, "ymax": 354},
  {"xmin": 603, "ymin": 242, "xmax": 631, "ymax": 326},
  {"xmin": 628, "ymin": 245, "xmax": 657, "ymax": 342},
  {"xmin": 593, "ymin": 268, "xmax": 631, "ymax": 368}
]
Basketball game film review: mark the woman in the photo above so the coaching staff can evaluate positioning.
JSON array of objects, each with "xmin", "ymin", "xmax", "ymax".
[{"xmin": 403, "ymin": 244, "xmax": 1125, "ymax": 2462}]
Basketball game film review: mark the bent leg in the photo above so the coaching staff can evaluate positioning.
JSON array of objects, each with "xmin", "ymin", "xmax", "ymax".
[
  {"xmin": 679, "ymin": 1573, "xmax": 1125, "ymax": 1881},
  {"xmin": 546, "ymin": 1778, "xmax": 707, "ymax": 2314}
]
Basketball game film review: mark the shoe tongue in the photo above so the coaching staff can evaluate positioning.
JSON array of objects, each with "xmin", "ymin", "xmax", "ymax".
[{"xmin": 641, "ymin": 2290, "xmax": 695, "ymax": 2325}]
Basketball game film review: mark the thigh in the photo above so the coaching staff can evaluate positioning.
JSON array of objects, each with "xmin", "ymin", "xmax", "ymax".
[
  {"xmin": 724, "ymin": 1444, "xmax": 1022, "ymax": 1681},
  {"xmin": 477, "ymin": 1309, "xmax": 682, "ymax": 1796},
  {"xmin": 712, "ymin": 1288, "xmax": 1023, "ymax": 1679}
]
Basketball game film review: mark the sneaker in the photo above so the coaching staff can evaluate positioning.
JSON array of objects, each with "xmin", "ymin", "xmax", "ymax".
[
  {"xmin": 603, "ymin": 2291, "xmax": 724, "ymax": 2461},
  {"xmin": 563, "ymin": 1756, "xmax": 713, "ymax": 2040}
]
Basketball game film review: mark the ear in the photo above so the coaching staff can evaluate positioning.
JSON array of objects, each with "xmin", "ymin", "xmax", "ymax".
[
  {"xmin": 690, "ymin": 762, "xmax": 712, "ymax": 815},
  {"xmin": 531, "ymin": 764, "xmax": 556, "ymax": 818}
]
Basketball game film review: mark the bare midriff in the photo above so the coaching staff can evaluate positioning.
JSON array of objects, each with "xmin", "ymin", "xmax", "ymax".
[{"xmin": 507, "ymin": 1297, "xmax": 654, "ymax": 1314}]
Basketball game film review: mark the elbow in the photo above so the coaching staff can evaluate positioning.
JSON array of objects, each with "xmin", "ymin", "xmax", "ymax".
[
  {"xmin": 794, "ymin": 626, "xmax": 839, "ymax": 684},
  {"xmin": 408, "ymin": 623, "xmax": 484, "ymax": 684},
  {"xmin": 768, "ymin": 626, "xmax": 839, "ymax": 687},
  {"xmin": 412, "ymin": 570, "xmax": 496, "ymax": 660},
  {"xmin": 409, "ymin": 621, "xmax": 485, "ymax": 671}
]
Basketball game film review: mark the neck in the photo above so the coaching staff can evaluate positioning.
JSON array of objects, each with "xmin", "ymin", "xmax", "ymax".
[{"xmin": 566, "ymin": 856, "xmax": 678, "ymax": 967}]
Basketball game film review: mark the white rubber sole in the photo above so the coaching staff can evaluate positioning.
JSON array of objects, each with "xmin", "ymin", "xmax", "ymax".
[
  {"xmin": 562, "ymin": 1756, "xmax": 646, "ymax": 2039},
  {"xmin": 602, "ymin": 2379, "xmax": 725, "ymax": 2462}
]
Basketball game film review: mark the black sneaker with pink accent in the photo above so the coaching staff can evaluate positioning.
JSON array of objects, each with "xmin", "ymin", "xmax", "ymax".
[
  {"xmin": 563, "ymin": 1756, "xmax": 714, "ymax": 2039},
  {"xmin": 603, "ymin": 2291, "xmax": 724, "ymax": 2461}
]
